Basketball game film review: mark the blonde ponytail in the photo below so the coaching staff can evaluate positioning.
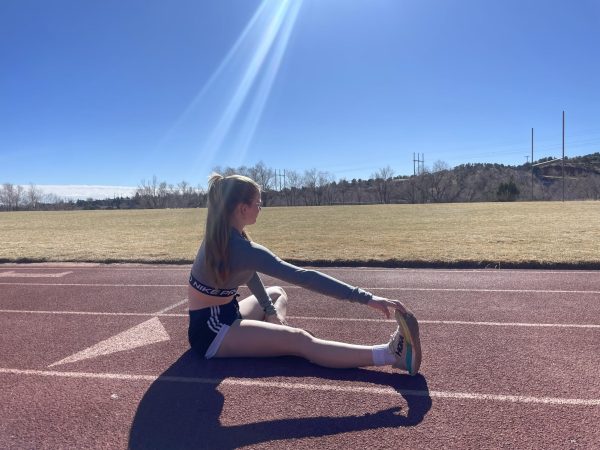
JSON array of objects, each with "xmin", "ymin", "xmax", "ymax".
[{"xmin": 204, "ymin": 173, "xmax": 260, "ymax": 286}]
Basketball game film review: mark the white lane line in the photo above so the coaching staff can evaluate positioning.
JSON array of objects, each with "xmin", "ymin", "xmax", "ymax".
[
  {"xmin": 289, "ymin": 317, "xmax": 600, "ymax": 329},
  {"xmin": 3, "ymin": 266, "xmax": 600, "ymax": 275},
  {"xmin": 1, "ymin": 367, "xmax": 599, "ymax": 406},
  {"xmin": 318, "ymin": 268, "xmax": 600, "ymax": 275},
  {"xmin": 0, "ymin": 266, "xmax": 183, "ymax": 271},
  {"xmin": 383, "ymin": 287, "xmax": 600, "ymax": 295},
  {"xmin": 2, "ymin": 282, "xmax": 600, "ymax": 295},
  {"xmin": 0, "ymin": 282, "xmax": 183, "ymax": 287},
  {"xmin": 0, "ymin": 271, "xmax": 73, "ymax": 278},
  {"xmin": 1, "ymin": 309, "xmax": 599, "ymax": 329},
  {"xmin": 0, "ymin": 309, "xmax": 157, "ymax": 317},
  {"xmin": 154, "ymin": 299, "xmax": 188, "ymax": 315},
  {"xmin": 283, "ymin": 286, "xmax": 600, "ymax": 295}
]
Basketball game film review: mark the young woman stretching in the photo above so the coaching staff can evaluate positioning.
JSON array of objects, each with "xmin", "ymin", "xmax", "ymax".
[{"xmin": 187, "ymin": 173, "xmax": 422, "ymax": 374}]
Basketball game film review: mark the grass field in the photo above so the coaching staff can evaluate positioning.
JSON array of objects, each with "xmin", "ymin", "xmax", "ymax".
[{"xmin": 1, "ymin": 201, "xmax": 599, "ymax": 268}]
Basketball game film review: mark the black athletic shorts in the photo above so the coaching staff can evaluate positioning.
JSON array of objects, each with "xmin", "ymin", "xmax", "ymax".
[{"xmin": 188, "ymin": 295, "xmax": 242, "ymax": 358}]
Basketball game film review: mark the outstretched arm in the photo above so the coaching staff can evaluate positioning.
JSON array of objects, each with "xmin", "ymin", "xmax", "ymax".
[{"xmin": 239, "ymin": 240, "xmax": 410, "ymax": 316}]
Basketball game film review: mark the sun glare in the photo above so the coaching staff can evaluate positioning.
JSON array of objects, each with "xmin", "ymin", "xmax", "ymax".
[{"xmin": 158, "ymin": 0, "xmax": 303, "ymax": 173}]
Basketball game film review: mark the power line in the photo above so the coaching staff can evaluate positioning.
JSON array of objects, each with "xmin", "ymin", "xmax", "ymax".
[{"xmin": 413, "ymin": 153, "xmax": 424, "ymax": 175}]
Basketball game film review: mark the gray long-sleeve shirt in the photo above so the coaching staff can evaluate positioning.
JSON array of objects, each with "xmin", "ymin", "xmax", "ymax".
[{"xmin": 191, "ymin": 228, "xmax": 373, "ymax": 314}]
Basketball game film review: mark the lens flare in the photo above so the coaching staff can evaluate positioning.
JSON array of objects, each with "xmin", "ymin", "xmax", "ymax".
[
  {"xmin": 233, "ymin": 0, "xmax": 302, "ymax": 163},
  {"xmin": 157, "ymin": 0, "xmax": 303, "ymax": 175}
]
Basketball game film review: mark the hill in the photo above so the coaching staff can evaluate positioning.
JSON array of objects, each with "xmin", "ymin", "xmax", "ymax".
[{"xmin": 2, "ymin": 153, "xmax": 600, "ymax": 211}]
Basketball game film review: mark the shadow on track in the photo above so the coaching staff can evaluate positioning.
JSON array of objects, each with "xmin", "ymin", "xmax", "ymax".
[{"xmin": 128, "ymin": 351, "xmax": 431, "ymax": 449}]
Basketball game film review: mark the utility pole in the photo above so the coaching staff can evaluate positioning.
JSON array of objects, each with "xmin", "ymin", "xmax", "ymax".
[
  {"xmin": 531, "ymin": 128, "xmax": 534, "ymax": 201},
  {"xmin": 275, "ymin": 169, "xmax": 286, "ymax": 191},
  {"xmin": 562, "ymin": 111, "xmax": 565, "ymax": 202},
  {"xmin": 413, "ymin": 153, "xmax": 416, "ymax": 176},
  {"xmin": 412, "ymin": 153, "xmax": 424, "ymax": 203},
  {"xmin": 413, "ymin": 153, "xmax": 424, "ymax": 175}
]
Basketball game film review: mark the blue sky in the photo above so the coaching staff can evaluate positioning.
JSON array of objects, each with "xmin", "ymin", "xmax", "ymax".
[{"xmin": 1, "ymin": 0, "xmax": 600, "ymax": 197}]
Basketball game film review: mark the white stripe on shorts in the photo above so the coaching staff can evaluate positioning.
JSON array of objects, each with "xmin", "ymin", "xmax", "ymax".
[
  {"xmin": 207, "ymin": 305, "xmax": 222, "ymax": 334},
  {"xmin": 205, "ymin": 324, "xmax": 231, "ymax": 359}
]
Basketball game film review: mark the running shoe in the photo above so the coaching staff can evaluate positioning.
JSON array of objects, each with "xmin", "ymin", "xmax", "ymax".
[{"xmin": 387, "ymin": 309, "xmax": 422, "ymax": 375}]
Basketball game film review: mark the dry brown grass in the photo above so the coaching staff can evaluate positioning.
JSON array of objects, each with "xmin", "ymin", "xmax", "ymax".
[{"xmin": 1, "ymin": 201, "xmax": 599, "ymax": 267}]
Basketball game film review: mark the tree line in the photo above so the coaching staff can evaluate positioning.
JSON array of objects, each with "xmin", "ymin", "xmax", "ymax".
[{"xmin": 2, "ymin": 154, "xmax": 600, "ymax": 211}]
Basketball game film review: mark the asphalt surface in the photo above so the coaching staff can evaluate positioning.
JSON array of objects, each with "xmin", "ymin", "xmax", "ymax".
[{"xmin": 1, "ymin": 264, "xmax": 599, "ymax": 449}]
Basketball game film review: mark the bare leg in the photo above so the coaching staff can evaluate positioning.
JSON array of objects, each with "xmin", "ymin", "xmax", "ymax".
[
  {"xmin": 237, "ymin": 286, "xmax": 288, "ymax": 321},
  {"xmin": 215, "ymin": 320, "xmax": 374, "ymax": 369}
]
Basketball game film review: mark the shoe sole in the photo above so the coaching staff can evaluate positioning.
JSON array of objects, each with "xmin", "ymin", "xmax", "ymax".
[{"xmin": 395, "ymin": 309, "xmax": 422, "ymax": 375}]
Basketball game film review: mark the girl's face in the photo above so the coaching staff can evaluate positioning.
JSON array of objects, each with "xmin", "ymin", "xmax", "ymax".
[
  {"xmin": 246, "ymin": 192, "xmax": 262, "ymax": 225},
  {"xmin": 237, "ymin": 191, "xmax": 262, "ymax": 227}
]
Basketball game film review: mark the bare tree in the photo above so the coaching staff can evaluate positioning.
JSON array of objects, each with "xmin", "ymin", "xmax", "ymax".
[
  {"xmin": 299, "ymin": 170, "xmax": 333, "ymax": 205},
  {"xmin": 302, "ymin": 169, "xmax": 318, "ymax": 205},
  {"xmin": 351, "ymin": 179, "xmax": 363, "ymax": 204},
  {"xmin": 178, "ymin": 181, "xmax": 191, "ymax": 196},
  {"xmin": 210, "ymin": 162, "xmax": 276, "ymax": 205},
  {"xmin": 428, "ymin": 160, "xmax": 457, "ymax": 203},
  {"xmin": 317, "ymin": 171, "xmax": 334, "ymax": 205},
  {"xmin": 175, "ymin": 181, "xmax": 191, "ymax": 207},
  {"xmin": 371, "ymin": 166, "xmax": 395, "ymax": 204},
  {"xmin": 336, "ymin": 178, "xmax": 351, "ymax": 204},
  {"xmin": 0, "ymin": 184, "xmax": 9, "ymax": 210},
  {"xmin": 580, "ymin": 175, "xmax": 600, "ymax": 200},
  {"xmin": 26, "ymin": 183, "xmax": 43, "ymax": 210},
  {"xmin": 248, "ymin": 161, "xmax": 275, "ymax": 190},
  {"xmin": 15, "ymin": 185, "xmax": 24, "ymax": 210},
  {"xmin": 0, "ymin": 183, "xmax": 25, "ymax": 211},
  {"xmin": 157, "ymin": 181, "xmax": 169, "ymax": 208},
  {"xmin": 136, "ymin": 176, "xmax": 160, "ymax": 208},
  {"xmin": 283, "ymin": 169, "xmax": 302, "ymax": 206}
]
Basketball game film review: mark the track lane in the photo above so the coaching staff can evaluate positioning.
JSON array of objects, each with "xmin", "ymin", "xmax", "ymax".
[
  {"xmin": 3, "ymin": 264, "xmax": 600, "ymax": 291},
  {"xmin": 1, "ymin": 264, "xmax": 600, "ymax": 449},
  {"xmin": 2, "ymin": 313, "xmax": 598, "ymax": 400}
]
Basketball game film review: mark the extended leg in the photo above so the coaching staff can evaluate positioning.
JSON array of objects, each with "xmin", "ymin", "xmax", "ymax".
[{"xmin": 215, "ymin": 320, "xmax": 374, "ymax": 369}]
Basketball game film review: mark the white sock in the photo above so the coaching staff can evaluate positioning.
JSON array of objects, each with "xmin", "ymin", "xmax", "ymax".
[{"xmin": 371, "ymin": 344, "xmax": 396, "ymax": 366}]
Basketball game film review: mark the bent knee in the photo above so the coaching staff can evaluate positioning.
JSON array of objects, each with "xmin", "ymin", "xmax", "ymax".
[{"xmin": 268, "ymin": 286, "xmax": 287, "ymax": 301}]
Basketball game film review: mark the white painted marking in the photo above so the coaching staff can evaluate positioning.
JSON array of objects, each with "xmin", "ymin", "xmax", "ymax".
[
  {"xmin": 48, "ymin": 317, "xmax": 170, "ymax": 367},
  {"xmin": 0, "ymin": 266, "xmax": 100, "ymax": 270},
  {"xmin": 0, "ymin": 266, "xmax": 179, "ymax": 270},
  {"xmin": 0, "ymin": 309, "xmax": 157, "ymax": 317},
  {"xmin": 385, "ymin": 287, "xmax": 600, "ymax": 295},
  {"xmin": 1, "ymin": 309, "xmax": 599, "ymax": 329},
  {"xmin": 154, "ymin": 299, "xmax": 188, "ymax": 315},
  {"xmin": 0, "ymin": 271, "xmax": 72, "ymax": 278},
  {"xmin": 285, "ymin": 287, "xmax": 600, "ymax": 295},
  {"xmin": 1, "ymin": 367, "xmax": 599, "ymax": 406},
  {"xmin": 420, "ymin": 320, "xmax": 600, "ymax": 328},
  {"xmin": 317, "ymin": 268, "xmax": 600, "ymax": 276},
  {"xmin": 2, "ymin": 282, "xmax": 600, "ymax": 296},
  {"xmin": 289, "ymin": 316, "xmax": 600, "ymax": 329},
  {"xmin": 2, "ymin": 265, "xmax": 600, "ymax": 275},
  {"xmin": 0, "ymin": 282, "xmax": 183, "ymax": 287}
]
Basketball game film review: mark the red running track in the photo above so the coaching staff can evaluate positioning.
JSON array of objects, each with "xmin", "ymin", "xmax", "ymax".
[{"xmin": 1, "ymin": 264, "xmax": 599, "ymax": 449}]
